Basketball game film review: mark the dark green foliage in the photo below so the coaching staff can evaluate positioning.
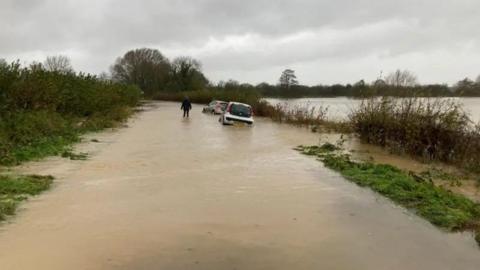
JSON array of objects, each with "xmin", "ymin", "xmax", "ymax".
[
  {"xmin": 318, "ymin": 143, "xmax": 339, "ymax": 152},
  {"xmin": 0, "ymin": 61, "xmax": 141, "ymax": 165},
  {"xmin": 0, "ymin": 174, "xmax": 53, "ymax": 220},
  {"xmin": 350, "ymin": 97, "xmax": 480, "ymax": 173},
  {"xmin": 298, "ymin": 145, "xmax": 480, "ymax": 245}
]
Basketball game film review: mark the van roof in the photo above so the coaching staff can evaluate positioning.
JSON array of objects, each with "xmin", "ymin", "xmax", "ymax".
[{"xmin": 229, "ymin": 101, "xmax": 251, "ymax": 107}]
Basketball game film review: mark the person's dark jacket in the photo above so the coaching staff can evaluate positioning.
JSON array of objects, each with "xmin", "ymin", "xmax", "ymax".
[{"xmin": 181, "ymin": 99, "xmax": 192, "ymax": 111}]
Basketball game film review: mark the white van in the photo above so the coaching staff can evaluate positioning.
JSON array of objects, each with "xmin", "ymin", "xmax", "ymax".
[{"xmin": 220, "ymin": 102, "xmax": 254, "ymax": 125}]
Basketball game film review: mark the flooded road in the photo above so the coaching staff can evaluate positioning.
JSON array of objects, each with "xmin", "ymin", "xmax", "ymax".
[{"xmin": 0, "ymin": 101, "xmax": 479, "ymax": 270}]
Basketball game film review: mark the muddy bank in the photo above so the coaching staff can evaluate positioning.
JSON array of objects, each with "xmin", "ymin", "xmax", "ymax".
[{"xmin": 0, "ymin": 102, "xmax": 479, "ymax": 270}]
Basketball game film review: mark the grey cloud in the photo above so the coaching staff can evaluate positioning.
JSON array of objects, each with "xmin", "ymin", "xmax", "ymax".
[{"xmin": 1, "ymin": 0, "xmax": 479, "ymax": 84}]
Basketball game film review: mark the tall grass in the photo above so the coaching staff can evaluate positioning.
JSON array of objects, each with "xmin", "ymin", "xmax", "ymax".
[
  {"xmin": 350, "ymin": 97, "xmax": 480, "ymax": 172},
  {"xmin": 0, "ymin": 61, "xmax": 142, "ymax": 165},
  {"xmin": 254, "ymin": 101, "xmax": 351, "ymax": 132}
]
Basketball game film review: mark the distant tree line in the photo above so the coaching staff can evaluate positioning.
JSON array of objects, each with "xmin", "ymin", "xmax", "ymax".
[
  {"xmin": 256, "ymin": 81, "xmax": 455, "ymax": 98},
  {"xmin": 105, "ymin": 48, "xmax": 480, "ymax": 98},
  {"xmin": 8, "ymin": 50, "xmax": 477, "ymax": 99},
  {"xmin": 212, "ymin": 69, "xmax": 480, "ymax": 98}
]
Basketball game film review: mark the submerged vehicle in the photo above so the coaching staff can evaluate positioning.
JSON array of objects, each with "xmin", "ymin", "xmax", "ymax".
[
  {"xmin": 202, "ymin": 100, "xmax": 228, "ymax": 114},
  {"xmin": 220, "ymin": 102, "xmax": 254, "ymax": 125}
]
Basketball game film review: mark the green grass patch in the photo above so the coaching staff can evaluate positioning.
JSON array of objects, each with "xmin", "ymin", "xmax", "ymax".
[
  {"xmin": 2, "ymin": 135, "xmax": 80, "ymax": 166},
  {"xmin": 0, "ymin": 175, "xmax": 53, "ymax": 220},
  {"xmin": 297, "ymin": 144, "xmax": 480, "ymax": 246}
]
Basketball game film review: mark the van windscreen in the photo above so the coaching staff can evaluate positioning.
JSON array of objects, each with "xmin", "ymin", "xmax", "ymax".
[{"xmin": 230, "ymin": 104, "xmax": 251, "ymax": 117}]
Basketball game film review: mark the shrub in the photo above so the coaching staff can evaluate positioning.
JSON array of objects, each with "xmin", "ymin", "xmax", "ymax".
[
  {"xmin": 350, "ymin": 97, "xmax": 480, "ymax": 172},
  {"xmin": 0, "ymin": 61, "xmax": 141, "ymax": 165}
]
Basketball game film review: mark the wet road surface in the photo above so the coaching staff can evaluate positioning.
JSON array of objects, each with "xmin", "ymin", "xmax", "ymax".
[{"xmin": 0, "ymin": 101, "xmax": 479, "ymax": 270}]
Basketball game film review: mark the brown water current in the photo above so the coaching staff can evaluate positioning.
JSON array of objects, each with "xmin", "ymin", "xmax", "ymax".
[{"xmin": 0, "ymin": 101, "xmax": 479, "ymax": 270}]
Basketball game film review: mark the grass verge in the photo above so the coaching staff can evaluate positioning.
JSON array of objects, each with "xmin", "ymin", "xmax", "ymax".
[
  {"xmin": 297, "ymin": 143, "xmax": 480, "ymax": 246},
  {"xmin": 0, "ymin": 174, "xmax": 53, "ymax": 220}
]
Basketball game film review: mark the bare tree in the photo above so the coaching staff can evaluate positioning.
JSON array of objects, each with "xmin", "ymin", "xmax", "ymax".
[
  {"xmin": 373, "ymin": 79, "xmax": 386, "ymax": 87},
  {"xmin": 454, "ymin": 77, "xmax": 476, "ymax": 96},
  {"xmin": 456, "ymin": 77, "xmax": 475, "ymax": 88},
  {"xmin": 475, "ymin": 75, "xmax": 480, "ymax": 84},
  {"xmin": 111, "ymin": 48, "xmax": 170, "ymax": 96},
  {"xmin": 279, "ymin": 69, "xmax": 298, "ymax": 89},
  {"xmin": 0, "ymin": 58, "xmax": 7, "ymax": 69},
  {"xmin": 385, "ymin": 69, "xmax": 418, "ymax": 87},
  {"xmin": 43, "ymin": 55, "xmax": 73, "ymax": 73},
  {"xmin": 98, "ymin": 72, "xmax": 111, "ymax": 82},
  {"xmin": 29, "ymin": 61, "xmax": 44, "ymax": 72},
  {"xmin": 171, "ymin": 56, "xmax": 202, "ymax": 76},
  {"xmin": 169, "ymin": 56, "xmax": 208, "ymax": 91}
]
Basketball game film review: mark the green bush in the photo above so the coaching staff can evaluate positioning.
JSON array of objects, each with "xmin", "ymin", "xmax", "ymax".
[{"xmin": 0, "ymin": 61, "xmax": 142, "ymax": 165}]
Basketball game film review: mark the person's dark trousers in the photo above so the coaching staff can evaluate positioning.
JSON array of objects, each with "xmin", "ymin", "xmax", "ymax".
[{"xmin": 183, "ymin": 109, "xmax": 190, "ymax": 117}]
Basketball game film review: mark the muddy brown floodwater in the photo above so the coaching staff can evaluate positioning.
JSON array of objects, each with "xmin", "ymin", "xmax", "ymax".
[{"xmin": 0, "ymin": 101, "xmax": 479, "ymax": 270}]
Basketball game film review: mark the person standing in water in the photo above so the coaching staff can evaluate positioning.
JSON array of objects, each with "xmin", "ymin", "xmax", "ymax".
[{"xmin": 181, "ymin": 97, "xmax": 192, "ymax": 118}]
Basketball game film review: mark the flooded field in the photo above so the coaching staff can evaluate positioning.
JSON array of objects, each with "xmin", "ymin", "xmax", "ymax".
[
  {"xmin": 266, "ymin": 97, "xmax": 480, "ymax": 122},
  {"xmin": 0, "ymin": 101, "xmax": 479, "ymax": 270}
]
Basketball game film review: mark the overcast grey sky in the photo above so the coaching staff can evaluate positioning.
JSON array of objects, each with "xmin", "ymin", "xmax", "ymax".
[{"xmin": 1, "ymin": 0, "xmax": 479, "ymax": 85}]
